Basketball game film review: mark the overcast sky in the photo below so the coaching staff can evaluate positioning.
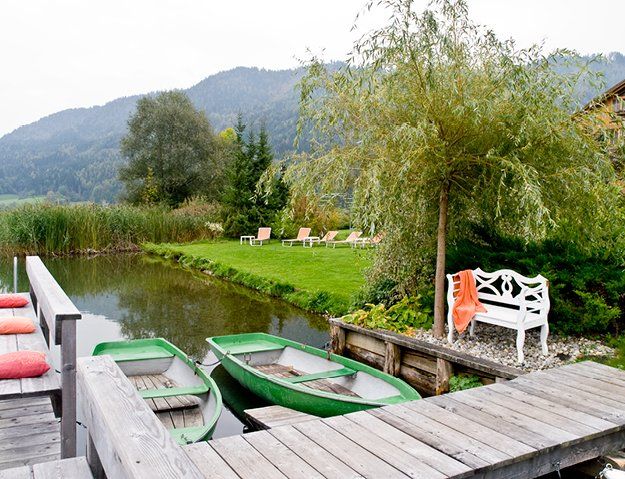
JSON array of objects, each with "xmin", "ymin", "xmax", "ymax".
[{"xmin": 0, "ymin": 0, "xmax": 622, "ymax": 137}]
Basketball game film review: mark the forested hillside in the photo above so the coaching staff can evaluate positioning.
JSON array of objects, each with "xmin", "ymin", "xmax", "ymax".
[
  {"xmin": 0, "ymin": 67, "xmax": 306, "ymax": 202},
  {"xmin": 0, "ymin": 54, "xmax": 624, "ymax": 203}
]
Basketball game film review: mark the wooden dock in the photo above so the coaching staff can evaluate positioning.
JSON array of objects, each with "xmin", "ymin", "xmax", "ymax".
[
  {"xmin": 79, "ymin": 355, "xmax": 625, "ymax": 479},
  {"xmin": 0, "ymin": 257, "xmax": 82, "ymax": 471}
]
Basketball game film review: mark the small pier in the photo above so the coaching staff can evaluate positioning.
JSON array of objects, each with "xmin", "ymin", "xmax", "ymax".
[
  {"xmin": 78, "ymin": 355, "xmax": 625, "ymax": 479},
  {"xmin": 0, "ymin": 257, "xmax": 82, "ymax": 473}
]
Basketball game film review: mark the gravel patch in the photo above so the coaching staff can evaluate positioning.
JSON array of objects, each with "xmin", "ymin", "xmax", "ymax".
[{"xmin": 410, "ymin": 323, "xmax": 615, "ymax": 371}]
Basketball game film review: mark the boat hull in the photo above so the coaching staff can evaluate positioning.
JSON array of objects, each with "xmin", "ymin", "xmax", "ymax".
[
  {"xmin": 208, "ymin": 333, "xmax": 420, "ymax": 418},
  {"xmin": 93, "ymin": 338, "xmax": 222, "ymax": 444}
]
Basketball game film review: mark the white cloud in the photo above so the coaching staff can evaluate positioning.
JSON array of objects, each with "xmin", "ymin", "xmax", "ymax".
[{"xmin": 0, "ymin": 0, "xmax": 622, "ymax": 136}]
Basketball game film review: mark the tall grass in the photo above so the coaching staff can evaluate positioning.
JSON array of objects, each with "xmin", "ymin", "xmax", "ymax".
[{"xmin": 0, "ymin": 203, "xmax": 218, "ymax": 256}]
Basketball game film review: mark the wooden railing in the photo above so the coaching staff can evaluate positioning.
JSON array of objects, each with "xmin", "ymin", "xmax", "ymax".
[
  {"xmin": 77, "ymin": 355, "xmax": 203, "ymax": 479},
  {"xmin": 26, "ymin": 255, "xmax": 82, "ymax": 458}
]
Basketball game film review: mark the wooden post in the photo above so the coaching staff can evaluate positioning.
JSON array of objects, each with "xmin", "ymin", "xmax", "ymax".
[
  {"xmin": 87, "ymin": 433, "xmax": 106, "ymax": 479},
  {"xmin": 330, "ymin": 324, "xmax": 346, "ymax": 355},
  {"xmin": 383, "ymin": 341, "xmax": 401, "ymax": 376},
  {"xmin": 60, "ymin": 319, "xmax": 77, "ymax": 458},
  {"xmin": 436, "ymin": 358, "xmax": 452, "ymax": 395}
]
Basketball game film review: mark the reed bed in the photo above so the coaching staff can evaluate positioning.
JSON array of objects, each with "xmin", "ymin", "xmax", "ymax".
[{"xmin": 0, "ymin": 203, "xmax": 216, "ymax": 256}]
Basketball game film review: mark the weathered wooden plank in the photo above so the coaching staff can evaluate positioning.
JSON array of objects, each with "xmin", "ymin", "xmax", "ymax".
[
  {"xmin": 0, "ymin": 431, "xmax": 59, "ymax": 453},
  {"xmin": 0, "ymin": 397, "xmax": 50, "ymax": 412},
  {"xmin": 32, "ymin": 457, "xmax": 93, "ymax": 479},
  {"xmin": 576, "ymin": 360, "xmax": 625, "ymax": 380},
  {"xmin": 426, "ymin": 394, "xmax": 558, "ymax": 450},
  {"xmin": 367, "ymin": 407, "xmax": 489, "ymax": 470},
  {"xmin": 330, "ymin": 323, "xmax": 346, "ymax": 355},
  {"xmin": 244, "ymin": 430, "xmax": 325, "ymax": 478},
  {"xmin": 0, "ymin": 442, "xmax": 61, "ymax": 467},
  {"xmin": 0, "ymin": 466, "xmax": 32, "ymax": 479},
  {"xmin": 26, "ymin": 257, "xmax": 81, "ymax": 345},
  {"xmin": 563, "ymin": 361, "xmax": 625, "ymax": 383},
  {"xmin": 324, "ymin": 414, "xmax": 446, "ymax": 479},
  {"xmin": 0, "ymin": 402, "xmax": 53, "ymax": 420},
  {"xmin": 506, "ymin": 380, "xmax": 625, "ymax": 425},
  {"xmin": 384, "ymin": 341, "xmax": 401, "ymax": 376},
  {"xmin": 183, "ymin": 443, "xmax": 239, "ymax": 479},
  {"xmin": 404, "ymin": 399, "xmax": 536, "ymax": 458},
  {"xmin": 294, "ymin": 419, "xmax": 410, "ymax": 478},
  {"xmin": 345, "ymin": 410, "xmax": 473, "ymax": 478},
  {"xmin": 210, "ymin": 435, "xmax": 288, "ymax": 479},
  {"xmin": 77, "ymin": 356, "xmax": 203, "ymax": 479},
  {"xmin": 269, "ymin": 425, "xmax": 364, "ymax": 479},
  {"xmin": 436, "ymin": 358, "xmax": 453, "ymax": 395},
  {"xmin": 0, "ymin": 420, "xmax": 59, "ymax": 442},
  {"xmin": 0, "ymin": 412, "xmax": 56, "ymax": 430},
  {"xmin": 462, "ymin": 386, "xmax": 599, "ymax": 438},
  {"xmin": 374, "ymin": 404, "xmax": 509, "ymax": 468},
  {"xmin": 450, "ymin": 388, "xmax": 578, "ymax": 444},
  {"xmin": 514, "ymin": 373, "xmax": 625, "ymax": 413},
  {"xmin": 244, "ymin": 405, "xmax": 317, "ymax": 429},
  {"xmin": 545, "ymin": 368, "xmax": 625, "ymax": 399},
  {"xmin": 59, "ymin": 319, "xmax": 76, "ymax": 458},
  {"xmin": 490, "ymin": 382, "xmax": 619, "ymax": 431}
]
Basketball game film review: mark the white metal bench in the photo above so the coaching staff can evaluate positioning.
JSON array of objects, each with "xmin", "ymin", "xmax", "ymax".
[{"xmin": 446, "ymin": 268, "xmax": 550, "ymax": 364}]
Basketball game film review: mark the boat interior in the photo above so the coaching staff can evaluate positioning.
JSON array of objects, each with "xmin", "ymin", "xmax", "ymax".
[
  {"xmin": 234, "ymin": 345, "xmax": 402, "ymax": 400},
  {"xmin": 116, "ymin": 354, "xmax": 217, "ymax": 431}
]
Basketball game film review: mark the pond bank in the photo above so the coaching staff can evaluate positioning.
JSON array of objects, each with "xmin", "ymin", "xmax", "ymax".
[{"xmin": 143, "ymin": 240, "xmax": 372, "ymax": 316}]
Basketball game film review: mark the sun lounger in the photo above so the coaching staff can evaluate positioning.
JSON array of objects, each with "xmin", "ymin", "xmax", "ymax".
[
  {"xmin": 282, "ymin": 227, "xmax": 312, "ymax": 247},
  {"xmin": 352, "ymin": 232, "xmax": 384, "ymax": 248},
  {"xmin": 241, "ymin": 227, "xmax": 271, "ymax": 246},
  {"xmin": 326, "ymin": 231, "xmax": 362, "ymax": 248},
  {"xmin": 303, "ymin": 230, "xmax": 338, "ymax": 248}
]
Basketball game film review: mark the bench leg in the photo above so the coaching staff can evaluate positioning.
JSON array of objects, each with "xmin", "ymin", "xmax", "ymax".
[
  {"xmin": 540, "ymin": 323, "xmax": 549, "ymax": 355},
  {"xmin": 469, "ymin": 320, "xmax": 476, "ymax": 337},
  {"xmin": 447, "ymin": 313, "xmax": 455, "ymax": 344},
  {"xmin": 516, "ymin": 329, "xmax": 525, "ymax": 364}
]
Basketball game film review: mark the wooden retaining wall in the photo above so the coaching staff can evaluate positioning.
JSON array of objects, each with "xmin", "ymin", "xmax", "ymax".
[{"xmin": 329, "ymin": 319, "xmax": 523, "ymax": 396}]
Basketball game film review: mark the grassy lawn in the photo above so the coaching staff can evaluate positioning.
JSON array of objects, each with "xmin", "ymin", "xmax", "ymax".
[{"xmin": 144, "ymin": 239, "xmax": 373, "ymax": 315}]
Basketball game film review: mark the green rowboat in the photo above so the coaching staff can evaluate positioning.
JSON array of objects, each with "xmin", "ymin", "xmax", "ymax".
[
  {"xmin": 207, "ymin": 332, "xmax": 420, "ymax": 417},
  {"xmin": 93, "ymin": 338, "xmax": 222, "ymax": 444}
]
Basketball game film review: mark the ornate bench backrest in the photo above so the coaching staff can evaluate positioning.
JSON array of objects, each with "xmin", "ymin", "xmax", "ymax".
[{"xmin": 448, "ymin": 268, "xmax": 550, "ymax": 316}]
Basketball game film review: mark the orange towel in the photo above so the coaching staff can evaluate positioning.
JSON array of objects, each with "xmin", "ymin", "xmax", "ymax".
[{"xmin": 452, "ymin": 270, "xmax": 487, "ymax": 333}]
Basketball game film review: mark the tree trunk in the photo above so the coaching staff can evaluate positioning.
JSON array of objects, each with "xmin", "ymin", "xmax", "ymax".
[{"xmin": 433, "ymin": 182, "xmax": 450, "ymax": 338}]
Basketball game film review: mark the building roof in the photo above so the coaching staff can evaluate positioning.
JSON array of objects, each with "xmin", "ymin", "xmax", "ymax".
[{"xmin": 583, "ymin": 77, "xmax": 625, "ymax": 111}]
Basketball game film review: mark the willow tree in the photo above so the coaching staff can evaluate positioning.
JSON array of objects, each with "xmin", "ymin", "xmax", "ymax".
[{"xmin": 285, "ymin": 0, "xmax": 621, "ymax": 337}]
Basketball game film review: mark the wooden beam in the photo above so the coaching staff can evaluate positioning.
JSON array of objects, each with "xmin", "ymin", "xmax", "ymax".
[
  {"xmin": 436, "ymin": 358, "xmax": 452, "ymax": 395},
  {"xmin": 330, "ymin": 324, "xmax": 346, "ymax": 355},
  {"xmin": 384, "ymin": 341, "xmax": 401, "ymax": 376}
]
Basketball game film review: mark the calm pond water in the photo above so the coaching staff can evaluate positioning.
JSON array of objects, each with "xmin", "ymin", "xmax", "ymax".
[{"xmin": 0, "ymin": 254, "xmax": 329, "ymax": 440}]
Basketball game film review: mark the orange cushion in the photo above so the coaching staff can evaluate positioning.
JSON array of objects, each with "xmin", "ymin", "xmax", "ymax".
[
  {"xmin": 0, "ymin": 351, "xmax": 50, "ymax": 379},
  {"xmin": 0, "ymin": 317, "xmax": 35, "ymax": 335},
  {"xmin": 0, "ymin": 294, "xmax": 29, "ymax": 309}
]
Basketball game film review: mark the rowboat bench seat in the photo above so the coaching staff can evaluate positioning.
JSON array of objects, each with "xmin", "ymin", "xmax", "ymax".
[
  {"xmin": 139, "ymin": 384, "xmax": 209, "ymax": 399},
  {"xmin": 284, "ymin": 367, "xmax": 357, "ymax": 383},
  {"xmin": 446, "ymin": 267, "xmax": 550, "ymax": 364}
]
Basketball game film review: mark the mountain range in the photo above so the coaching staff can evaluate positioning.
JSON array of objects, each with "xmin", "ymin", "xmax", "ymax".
[{"xmin": 1, "ymin": 53, "xmax": 624, "ymax": 203}]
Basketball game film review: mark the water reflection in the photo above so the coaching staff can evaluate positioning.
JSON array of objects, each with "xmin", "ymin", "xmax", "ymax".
[{"xmin": 0, "ymin": 254, "xmax": 329, "ymax": 437}]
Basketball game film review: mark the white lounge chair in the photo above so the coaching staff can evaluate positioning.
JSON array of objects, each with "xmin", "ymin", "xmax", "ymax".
[
  {"xmin": 282, "ymin": 228, "xmax": 312, "ymax": 247},
  {"xmin": 241, "ymin": 227, "xmax": 271, "ymax": 246},
  {"xmin": 327, "ymin": 231, "xmax": 362, "ymax": 248}
]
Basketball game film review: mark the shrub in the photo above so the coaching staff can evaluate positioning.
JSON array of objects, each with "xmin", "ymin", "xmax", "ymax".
[
  {"xmin": 449, "ymin": 374, "xmax": 482, "ymax": 392},
  {"xmin": 271, "ymin": 195, "xmax": 349, "ymax": 239},
  {"xmin": 342, "ymin": 295, "xmax": 432, "ymax": 334},
  {"xmin": 446, "ymin": 229, "xmax": 625, "ymax": 336}
]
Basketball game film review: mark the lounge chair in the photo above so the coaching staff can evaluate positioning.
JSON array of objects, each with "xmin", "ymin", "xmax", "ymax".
[
  {"xmin": 303, "ymin": 230, "xmax": 338, "ymax": 248},
  {"xmin": 241, "ymin": 227, "xmax": 271, "ymax": 246},
  {"xmin": 353, "ymin": 232, "xmax": 384, "ymax": 248},
  {"xmin": 326, "ymin": 231, "xmax": 362, "ymax": 248},
  {"xmin": 282, "ymin": 227, "xmax": 312, "ymax": 247}
]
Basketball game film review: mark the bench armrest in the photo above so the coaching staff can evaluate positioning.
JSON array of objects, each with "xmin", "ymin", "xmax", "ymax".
[{"xmin": 519, "ymin": 284, "xmax": 550, "ymax": 317}]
